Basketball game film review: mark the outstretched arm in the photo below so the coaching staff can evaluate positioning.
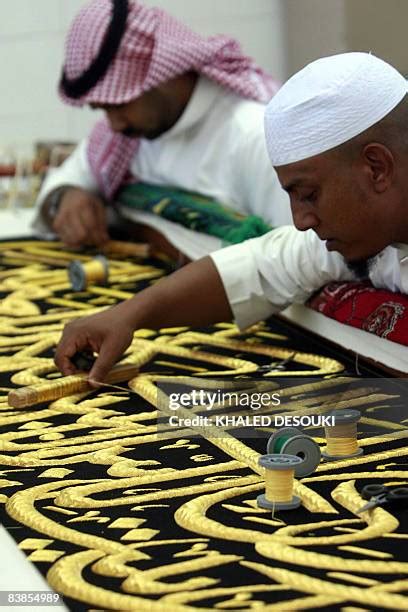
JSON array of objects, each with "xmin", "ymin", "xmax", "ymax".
[
  {"xmin": 54, "ymin": 256, "xmax": 232, "ymax": 383},
  {"xmin": 55, "ymin": 226, "xmax": 354, "ymax": 384}
]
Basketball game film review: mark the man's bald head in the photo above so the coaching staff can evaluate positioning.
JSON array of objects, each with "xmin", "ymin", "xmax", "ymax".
[{"xmin": 335, "ymin": 94, "xmax": 408, "ymax": 162}]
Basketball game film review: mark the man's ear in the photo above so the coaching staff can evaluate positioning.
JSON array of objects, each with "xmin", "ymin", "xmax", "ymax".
[{"xmin": 362, "ymin": 143, "xmax": 395, "ymax": 193}]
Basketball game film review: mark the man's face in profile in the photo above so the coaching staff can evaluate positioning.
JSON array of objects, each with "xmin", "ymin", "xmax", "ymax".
[
  {"xmin": 275, "ymin": 149, "xmax": 394, "ymax": 267},
  {"xmin": 90, "ymin": 86, "xmax": 180, "ymax": 140}
]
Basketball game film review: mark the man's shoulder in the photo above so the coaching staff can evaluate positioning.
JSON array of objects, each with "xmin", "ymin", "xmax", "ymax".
[
  {"xmin": 223, "ymin": 95, "xmax": 265, "ymax": 129},
  {"xmin": 213, "ymin": 95, "xmax": 266, "ymax": 148}
]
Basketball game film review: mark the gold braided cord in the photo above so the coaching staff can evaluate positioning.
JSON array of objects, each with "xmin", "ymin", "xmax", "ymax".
[
  {"xmin": 9, "ymin": 363, "xmax": 150, "ymax": 408},
  {"xmin": 132, "ymin": 339, "xmax": 260, "ymax": 375},
  {"xmin": 315, "ymin": 449, "xmax": 408, "ymax": 473},
  {"xmin": 8, "ymin": 375, "xmax": 91, "ymax": 408},
  {"xmin": 247, "ymin": 595, "xmax": 346, "ymax": 611},
  {"xmin": 130, "ymin": 375, "xmax": 263, "ymax": 475},
  {"xmin": 169, "ymin": 332, "xmax": 344, "ymax": 375},
  {"xmin": 0, "ymin": 240, "xmax": 407, "ymax": 611},
  {"xmin": 0, "ymin": 241, "xmax": 58, "ymax": 251},
  {"xmin": 144, "ymin": 584, "xmax": 291, "ymax": 606},
  {"xmin": 0, "ymin": 307, "xmax": 103, "ymax": 327},
  {"xmin": 47, "ymin": 550, "xmax": 205, "ymax": 612},
  {"xmin": 293, "ymin": 482, "xmax": 337, "ymax": 514},
  {"xmin": 337, "ymin": 546, "xmax": 392, "ymax": 559},
  {"xmin": 87, "ymin": 286, "xmax": 134, "ymax": 299},
  {"xmin": 242, "ymin": 562, "xmax": 408, "ymax": 610},
  {"xmin": 1, "ymin": 250, "xmax": 69, "ymax": 268},
  {"xmin": 24, "ymin": 246, "xmax": 92, "ymax": 262},
  {"xmin": 53, "ymin": 464, "xmax": 256, "ymax": 509},
  {"xmin": 12, "ymin": 339, "xmax": 57, "ymax": 358},
  {"xmin": 46, "ymin": 298, "xmax": 94, "ymax": 310},
  {"xmin": 328, "ymin": 571, "xmax": 380, "ymax": 586},
  {"xmin": 7, "ymin": 481, "xmax": 143, "ymax": 552},
  {"xmin": 11, "ymin": 361, "xmax": 62, "ymax": 386},
  {"xmin": 128, "ymin": 375, "xmax": 350, "ymax": 515},
  {"xmin": 123, "ymin": 553, "xmax": 242, "ymax": 593}
]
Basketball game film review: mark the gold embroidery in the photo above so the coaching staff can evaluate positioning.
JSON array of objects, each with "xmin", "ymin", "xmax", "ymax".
[{"xmin": 0, "ymin": 240, "xmax": 405, "ymax": 610}]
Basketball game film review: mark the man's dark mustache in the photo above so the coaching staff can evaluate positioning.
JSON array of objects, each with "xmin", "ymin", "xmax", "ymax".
[{"xmin": 121, "ymin": 127, "xmax": 141, "ymax": 137}]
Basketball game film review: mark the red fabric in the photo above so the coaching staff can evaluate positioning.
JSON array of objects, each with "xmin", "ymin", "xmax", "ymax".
[
  {"xmin": 60, "ymin": 0, "xmax": 280, "ymax": 198},
  {"xmin": 307, "ymin": 281, "xmax": 408, "ymax": 345}
]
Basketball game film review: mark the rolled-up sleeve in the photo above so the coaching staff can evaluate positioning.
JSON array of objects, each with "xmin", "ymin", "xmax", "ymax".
[{"xmin": 211, "ymin": 226, "xmax": 354, "ymax": 329}]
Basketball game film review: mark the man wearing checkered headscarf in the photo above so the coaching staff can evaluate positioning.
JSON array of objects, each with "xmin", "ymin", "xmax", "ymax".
[{"xmin": 33, "ymin": 0, "xmax": 291, "ymax": 257}]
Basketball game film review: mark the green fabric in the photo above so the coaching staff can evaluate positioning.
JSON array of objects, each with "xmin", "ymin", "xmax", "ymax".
[{"xmin": 117, "ymin": 182, "xmax": 272, "ymax": 244}]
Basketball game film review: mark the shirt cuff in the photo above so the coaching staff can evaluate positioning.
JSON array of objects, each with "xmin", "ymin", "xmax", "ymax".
[{"xmin": 210, "ymin": 242, "xmax": 279, "ymax": 330}]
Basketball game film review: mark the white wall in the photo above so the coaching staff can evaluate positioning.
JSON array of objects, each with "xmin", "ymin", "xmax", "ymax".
[
  {"xmin": 3, "ymin": 0, "xmax": 407, "ymax": 157},
  {"xmin": 284, "ymin": 0, "xmax": 347, "ymax": 77},
  {"xmin": 0, "ymin": 0, "xmax": 286, "ymax": 155}
]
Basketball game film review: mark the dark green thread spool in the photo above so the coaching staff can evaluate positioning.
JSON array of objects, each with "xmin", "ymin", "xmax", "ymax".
[{"xmin": 267, "ymin": 427, "xmax": 321, "ymax": 477}]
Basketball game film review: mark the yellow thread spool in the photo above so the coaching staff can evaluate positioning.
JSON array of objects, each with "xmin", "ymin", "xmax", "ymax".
[
  {"xmin": 322, "ymin": 409, "xmax": 363, "ymax": 460},
  {"xmin": 257, "ymin": 454, "xmax": 304, "ymax": 510},
  {"xmin": 102, "ymin": 240, "xmax": 150, "ymax": 258},
  {"xmin": 68, "ymin": 256, "xmax": 109, "ymax": 291}
]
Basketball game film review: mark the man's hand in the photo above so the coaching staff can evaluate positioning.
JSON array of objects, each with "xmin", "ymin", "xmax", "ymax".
[
  {"xmin": 54, "ymin": 256, "xmax": 233, "ymax": 384},
  {"xmin": 54, "ymin": 302, "xmax": 136, "ymax": 384},
  {"xmin": 51, "ymin": 187, "xmax": 109, "ymax": 247}
]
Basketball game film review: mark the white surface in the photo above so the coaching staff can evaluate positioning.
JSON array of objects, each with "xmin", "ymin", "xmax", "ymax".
[
  {"xmin": 282, "ymin": 303, "xmax": 408, "ymax": 373},
  {"xmin": 0, "ymin": 526, "xmax": 68, "ymax": 611},
  {"xmin": 0, "ymin": 208, "xmax": 37, "ymax": 239}
]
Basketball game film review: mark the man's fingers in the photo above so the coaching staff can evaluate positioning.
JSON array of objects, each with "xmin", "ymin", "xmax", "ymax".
[
  {"xmin": 87, "ymin": 356, "xmax": 115, "ymax": 386},
  {"xmin": 78, "ymin": 202, "xmax": 106, "ymax": 246},
  {"xmin": 55, "ymin": 213, "xmax": 87, "ymax": 247},
  {"xmin": 54, "ymin": 341, "xmax": 80, "ymax": 375},
  {"xmin": 90, "ymin": 199, "xmax": 109, "ymax": 244},
  {"xmin": 54, "ymin": 330, "xmax": 94, "ymax": 376},
  {"xmin": 87, "ymin": 335, "xmax": 129, "ymax": 384},
  {"xmin": 53, "ymin": 193, "xmax": 108, "ymax": 247}
]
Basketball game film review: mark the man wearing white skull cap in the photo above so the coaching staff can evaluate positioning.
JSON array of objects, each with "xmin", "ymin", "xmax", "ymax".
[
  {"xmin": 55, "ymin": 52, "xmax": 408, "ymax": 383},
  {"xmin": 32, "ymin": 0, "xmax": 291, "ymax": 259}
]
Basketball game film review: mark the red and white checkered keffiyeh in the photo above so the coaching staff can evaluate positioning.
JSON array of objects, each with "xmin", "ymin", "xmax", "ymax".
[{"xmin": 60, "ymin": 0, "xmax": 280, "ymax": 198}]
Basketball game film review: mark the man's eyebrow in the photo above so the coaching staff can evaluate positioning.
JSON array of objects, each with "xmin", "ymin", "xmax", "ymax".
[{"xmin": 282, "ymin": 178, "xmax": 306, "ymax": 193}]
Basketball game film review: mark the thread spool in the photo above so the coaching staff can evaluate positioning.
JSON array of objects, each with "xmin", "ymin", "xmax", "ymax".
[
  {"xmin": 257, "ymin": 454, "xmax": 303, "ymax": 510},
  {"xmin": 266, "ymin": 427, "xmax": 321, "ymax": 477},
  {"xmin": 322, "ymin": 409, "xmax": 363, "ymax": 460},
  {"xmin": 102, "ymin": 240, "xmax": 150, "ymax": 258},
  {"xmin": 68, "ymin": 255, "xmax": 109, "ymax": 291}
]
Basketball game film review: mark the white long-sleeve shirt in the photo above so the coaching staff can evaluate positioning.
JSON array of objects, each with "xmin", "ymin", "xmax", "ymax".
[
  {"xmin": 211, "ymin": 226, "xmax": 408, "ymax": 329},
  {"xmin": 32, "ymin": 77, "xmax": 292, "ymax": 259}
]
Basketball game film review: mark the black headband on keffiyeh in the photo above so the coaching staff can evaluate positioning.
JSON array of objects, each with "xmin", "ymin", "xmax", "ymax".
[{"xmin": 60, "ymin": 0, "xmax": 128, "ymax": 99}]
